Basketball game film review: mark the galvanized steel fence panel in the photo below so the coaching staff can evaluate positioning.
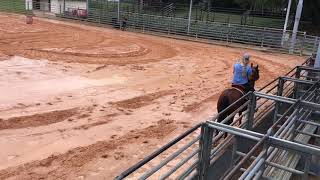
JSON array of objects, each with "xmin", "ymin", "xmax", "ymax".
[{"xmin": 0, "ymin": 0, "xmax": 319, "ymax": 55}]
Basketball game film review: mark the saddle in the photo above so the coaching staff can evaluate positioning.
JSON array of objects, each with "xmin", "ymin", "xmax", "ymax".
[{"xmin": 231, "ymin": 84, "xmax": 246, "ymax": 95}]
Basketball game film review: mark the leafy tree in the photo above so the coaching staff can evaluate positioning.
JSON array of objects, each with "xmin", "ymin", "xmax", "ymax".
[{"xmin": 303, "ymin": 0, "xmax": 320, "ymax": 25}]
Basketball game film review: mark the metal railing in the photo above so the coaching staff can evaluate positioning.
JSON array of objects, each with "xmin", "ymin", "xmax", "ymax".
[
  {"xmin": 116, "ymin": 57, "xmax": 320, "ymax": 179},
  {"xmin": 2, "ymin": 1, "xmax": 319, "ymax": 178},
  {"xmin": 0, "ymin": 0, "xmax": 319, "ymax": 55}
]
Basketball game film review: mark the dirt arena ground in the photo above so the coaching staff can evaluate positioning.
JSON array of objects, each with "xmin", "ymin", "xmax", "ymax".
[{"xmin": 0, "ymin": 13, "xmax": 305, "ymax": 179}]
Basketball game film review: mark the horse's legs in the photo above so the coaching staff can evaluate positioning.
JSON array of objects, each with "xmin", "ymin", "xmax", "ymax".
[
  {"xmin": 223, "ymin": 116, "xmax": 234, "ymax": 138},
  {"xmin": 238, "ymin": 112, "xmax": 242, "ymax": 125}
]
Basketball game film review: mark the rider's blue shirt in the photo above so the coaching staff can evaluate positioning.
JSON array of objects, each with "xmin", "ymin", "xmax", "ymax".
[{"xmin": 232, "ymin": 62, "xmax": 252, "ymax": 85}]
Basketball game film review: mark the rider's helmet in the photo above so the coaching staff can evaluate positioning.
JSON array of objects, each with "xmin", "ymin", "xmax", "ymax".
[{"xmin": 242, "ymin": 53, "xmax": 250, "ymax": 64}]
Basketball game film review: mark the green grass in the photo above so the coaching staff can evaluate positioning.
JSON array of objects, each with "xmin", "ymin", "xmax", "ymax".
[{"xmin": 0, "ymin": 0, "xmax": 31, "ymax": 14}]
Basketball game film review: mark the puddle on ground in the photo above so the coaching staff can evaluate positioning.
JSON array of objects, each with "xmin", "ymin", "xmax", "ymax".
[{"xmin": 0, "ymin": 56, "xmax": 126, "ymax": 110}]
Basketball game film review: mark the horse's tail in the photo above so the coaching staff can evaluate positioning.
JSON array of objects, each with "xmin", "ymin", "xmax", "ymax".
[{"xmin": 217, "ymin": 91, "xmax": 230, "ymax": 123}]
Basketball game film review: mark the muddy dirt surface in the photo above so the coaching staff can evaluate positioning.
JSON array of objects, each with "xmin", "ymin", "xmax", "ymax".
[{"xmin": 0, "ymin": 13, "xmax": 304, "ymax": 179}]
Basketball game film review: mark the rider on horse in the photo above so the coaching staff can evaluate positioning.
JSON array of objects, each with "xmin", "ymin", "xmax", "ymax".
[
  {"xmin": 232, "ymin": 53, "xmax": 254, "ymax": 93},
  {"xmin": 217, "ymin": 53, "xmax": 259, "ymax": 126}
]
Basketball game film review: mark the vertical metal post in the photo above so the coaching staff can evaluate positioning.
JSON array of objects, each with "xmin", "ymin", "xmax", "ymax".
[
  {"xmin": 282, "ymin": 0, "xmax": 292, "ymax": 46},
  {"xmin": 139, "ymin": 0, "xmax": 143, "ymax": 12},
  {"xmin": 294, "ymin": 68, "xmax": 302, "ymax": 98},
  {"xmin": 187, "ymin": 0, "xmax": 193, "ymax": 34},
  {"xmin": 231, "ymin": 137, "xmax": 238, "ymax": 167},
  {"xmin": 313, "ymin": 37, "xmax": 319, "ymax": 53},
  {"xmin": 313, "ymin": 87, "xmax": 318, "ymax": 103},
  {"xmin": 290, "ymin": 0, "xmax": 304, "ymax": 54},
  {"xmin": 295, "ymin": 67, "xmax": 302, "ymax": 79},
  {"xmin": 247, "ymin": 93, "xmax": 256, "ymax": 130},
  {"xmin": 63, "ymin": 0, "xmax": 66, "ymax": 13},
  {"xmin": 261, "ymin": 141, "xmax": 269, "ymax": 174},
  {"xmin": 142, "ymin": 23, "xmax": 145, "ymax": 33},
  {"xmin": 273, "ymin": 78, "xmax": 284, "ymax": 123},
  {"xmin": 167, "ymin": 17, "xmax": 171, "ymax": 35},
  {"xmin": 291, "ymin": 119, "xmax": 299, "ymax": 141},
  {"xmin": 291, "ymin": 104, "xmax": 302, "ymax": 141},
  {"xmin": 315, "ymin": 41, "xmax": 320, "ymax": 68},
  {"xmin": 227, "ymin": 23, "xmax": 230, "ymax": 43},
  {"xmin": 302, "ymin": 154, "xmax": 311, "ymax": 180},
  {"xmin": 261, "ymin": 28, "xmax": 265, "ymax": 47},
  {"xmin": 198, "ymin": 124, "xmax": 213, "ymax": 180},
  {"xmin": 86, "ymin": 0, "xmax": 89, "ymax": 15},
  {"xmin": 117, "ymin": 0, "xmax": 120, "ymax": 23},
  {"xmin": 300, "ymin": 32, "xmax": 306, "ymax": 55},
  {"xmin": 278, "ymin": 78, "xmax": 285, "ymax": 97}
]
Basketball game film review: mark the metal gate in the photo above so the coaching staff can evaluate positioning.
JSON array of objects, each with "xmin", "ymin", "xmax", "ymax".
[{"xmin": 116, "ymin": 57, "xmax": 320, "ymax": 180}]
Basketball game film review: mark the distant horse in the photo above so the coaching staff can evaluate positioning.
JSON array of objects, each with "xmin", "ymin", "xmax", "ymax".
[
  {"xmin": 307, "ymin": 54, "xmax": 316, "ymax": 67},
  {"xmin": 217, "ymin": 64, "xmax": 260, "ymax": 126},
  {"xmin": 305, "ymin": 54, "xmax": 316, "ymax": 83}
]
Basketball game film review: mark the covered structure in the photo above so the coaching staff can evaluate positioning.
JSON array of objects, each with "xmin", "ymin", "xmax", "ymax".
[{"xmin": 25, "ymin": 0, "xmax": 87, "ymax": 14}]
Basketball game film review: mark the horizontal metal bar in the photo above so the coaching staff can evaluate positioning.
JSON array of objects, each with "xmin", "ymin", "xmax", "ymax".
[
  {"xmin": 269, "ymin": 137, "xmax": 320, "ymax": 156},
  {"xmin": 297, "ymin": 66, "xmax": 320, "ymax": 73},
  {"xmin": 297, "ymin": 119, "xmax": 320, "ymax": 128},
  {"xmin": 294, "ymin": 141, "xmax": 320, "ymax": 149},
  {"xmin": 244, "ymin": 158, "xmax": 265, "ymax": 180},
  {"xmin": 139, "ymin": 135, "xmax": 200, "ymax": 179},
  {"xmin": 220, "ymin": 101, "xmax": 249, "ymax": 124},
  {"xmin": 266, "ymin": 163, "xmax": 304, "ymax": 175},
  {"xmin": 300, "ymin": 82, "xmax": 319, "ymax": 100},
  {"xmin": 240, "ymin": 168, "xmax": 247, "ymax": 172},
  {"xmin": 208, "ymin": 124, "xmax": 260, "ymax": 141},
  {"xmin": 207, "ymin": 121, "xmax": 264, "ymax": 139},
  {"xmin": 258, "ymin": 77, "xmax": 279, "ymax": 92},
  {"xmin": 255, "ymin": 92, "xmax": 320, "ymax": 110},
  {"xmin": 115, "ymin": 123, "xmax": 202, "ymax": 180},
  {"xmin": 272, "ymin": 104, "xmax": 299, "ymax": 132},
  {"xmin": 254, "ymin": 92, "xmax": 297, "ymax": 104},
  {"xmin": 210, "ymin": 134, "xmax": 234, "ymax": 160},
  {"xmin": 210, "ymin": 92, "xmax": 251, "ymax": 122},
  {"xmin": 273, "ymin": 108, "xmax": 300, "ymax": 137},
  {"xmin": 280, "ymin": 76, "xmax": 316, "ymax": 85},
  {"xmin": 231, "ymin": 111, "xmax": 248, "ymax": 126},
  {"xmin": 295, "ymin": 130, "xmax": 320, "ymax": 139},
  {"xmin": 300, "ymin": 101, "xmax": 320, "ymax": 111},
  {"xmin": 240, "ymin": 150, "xmax": 266, "ymax": 180},
  {"xmin": 159, "ymin": 149, "xmax": 199, "ymax": 180},
  {"xmin": 253, "ymin": 170, "xmax": 263, "ymax": 180},
  {"xmin": 300, "ymin": 75, "xmax": 320, "ymax": 81},
  {"xmin": 224, "ymin": 135, "xmax": 268, "ymax": 180},
  {"xmin": 236, "ymin": 151, "xmax": 304, "ymax": 175},
  {"xmin": 177, "ymin": 159, "xmax": 198, "ymax": 179}
]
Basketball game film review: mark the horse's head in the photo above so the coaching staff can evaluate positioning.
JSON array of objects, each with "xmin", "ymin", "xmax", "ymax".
[{"xmin": 249, "ymin": 63, "xmax": 260, "ymax": 82}]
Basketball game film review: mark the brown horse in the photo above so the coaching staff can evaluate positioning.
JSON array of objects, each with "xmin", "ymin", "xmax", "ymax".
[
  {"xmin": 217, "ymin": 64, "xmax": 260, "ymax": 125},
  {"xmin": 307, "ymin": 53, "xmax": 316, "ymax": 67}
]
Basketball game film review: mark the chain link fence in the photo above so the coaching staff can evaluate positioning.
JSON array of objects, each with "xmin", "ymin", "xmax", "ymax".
[{"xmin": 1, "ymin": 0, "xmax": 319, "ymax": 55}]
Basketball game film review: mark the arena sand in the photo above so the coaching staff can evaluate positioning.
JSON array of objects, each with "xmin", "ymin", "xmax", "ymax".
[{"xmin": 0, "ymin": 13, "xmax": 304, "ymax": 179}]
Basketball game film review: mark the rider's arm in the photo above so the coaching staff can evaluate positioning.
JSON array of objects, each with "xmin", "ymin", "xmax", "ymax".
[{"xmin": 233, "ymin": 63, "xmax": 236, "ymax": 74}]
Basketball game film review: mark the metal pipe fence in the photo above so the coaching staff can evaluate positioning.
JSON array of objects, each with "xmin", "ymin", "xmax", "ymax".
[
  {"xmin": 1, "ymin": 2, "xmax": 320, "ymax": 179},
  {"xmin": 115, "ymin": 57, "xmax": 320, "ymax": 179},
  {"xmin": 1, "ymin": 0, "xmax": 319, "ymax": 55}
]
